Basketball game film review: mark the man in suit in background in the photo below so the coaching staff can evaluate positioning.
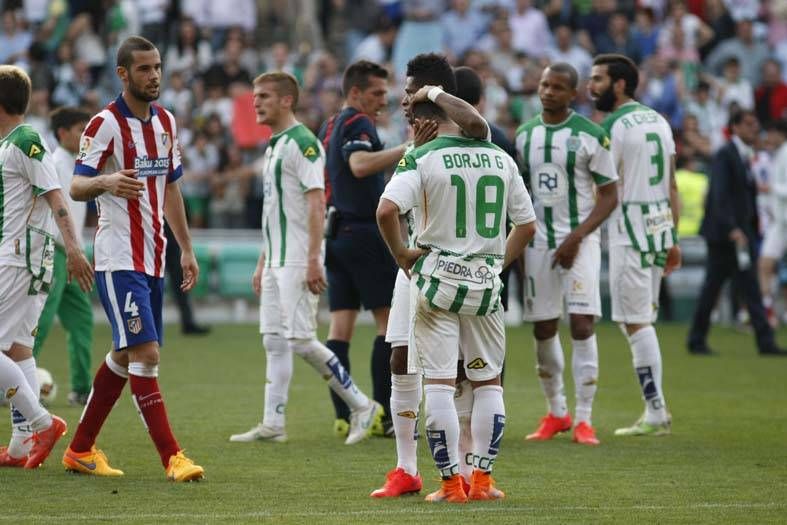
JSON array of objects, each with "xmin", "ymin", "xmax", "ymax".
[{"xmin": 687, "ymin": 110, "xmax": 786, "ymax": 356}]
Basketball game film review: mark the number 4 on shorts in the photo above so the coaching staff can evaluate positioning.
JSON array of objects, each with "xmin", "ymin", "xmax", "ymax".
[{"xmin": 124, "ymin": 291, "xmax": 139, "ymax": 317}]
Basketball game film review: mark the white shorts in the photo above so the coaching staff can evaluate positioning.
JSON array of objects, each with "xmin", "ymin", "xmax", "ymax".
[
  {"xmin": 0, "ymin": 266, "xmax": 48, "ymax": 351},
  {"xmin": 259, "ymin": 266, "xmax": 318, "ymax": 339},
  {"xmin": 523, "ymin": 240, "xmax": 601, "ymax": 321},
  {"xmin": 761, "ymin": 223, "xmax": 785, "ymax": 260},
  {"xmin": 409, "ymin": 291, "xmax": 505, "ymax": 381},
  {"xmin": 385, "ymin": 269, "xmax": 411, "ymax": 348},
  {"xmin": 609, "ymin": 245, "xmax": 662, "ymax": 324}
]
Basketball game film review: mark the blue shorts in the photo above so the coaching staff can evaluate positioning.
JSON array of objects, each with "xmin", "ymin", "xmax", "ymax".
[
  {"xmin": 325, "ymin": 220, "xmax": 397, "ymax": 311},
  {"xmin": 96, "ymin": 270, "xmax": 164, "ymax": 350}
]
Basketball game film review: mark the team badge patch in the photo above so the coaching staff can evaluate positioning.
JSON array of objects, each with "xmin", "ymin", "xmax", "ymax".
[
  {"xmin": 397, "ymin": 410, "xmax": 417, "ymax": 419},
  {"xmin": 127, "ymin": 317, "xmax": 142, "ymax": 335},
  {"xmin": 467, "ymin": 358, "xmax": 488, "ymax": 370},
  {"xmin": 566, "ymin": 137, "xmax": 581, "ymax": 152},
  {"xmin": 161, "ymin": 132, "xmax": 170, "ymax": 151}
]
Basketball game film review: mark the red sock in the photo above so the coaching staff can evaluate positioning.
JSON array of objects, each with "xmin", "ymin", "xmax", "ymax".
[
  {"xmin": 70, "ymin": 362, "xmax": 127, "ymax": 453},
  {"xmin": 129, "ymin": 374, "xmax": 180, "ymax": 467}
]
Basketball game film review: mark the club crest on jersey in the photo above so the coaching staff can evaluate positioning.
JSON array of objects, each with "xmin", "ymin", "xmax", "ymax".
[
  {"xmin": 566, "ymin": 137, "xmax": 581, "ymax": 152},
  {"xmin": 161, "ymin": 132, "xmax": 169, "ymax": 148},
  {"xmin": 127, "ymin": 316, "xmax": 142, "ymax": 335}
]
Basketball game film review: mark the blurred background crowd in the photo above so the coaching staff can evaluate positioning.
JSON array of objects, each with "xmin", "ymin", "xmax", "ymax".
[{"xmin": 1, "ymin": 0, "xmax": 786, "ymax": 236}]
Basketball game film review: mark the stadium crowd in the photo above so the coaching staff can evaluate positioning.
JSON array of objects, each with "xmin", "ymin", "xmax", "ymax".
[{"xmin": 1, "ymin": 0, "xmax": 784, "ymax": 231}]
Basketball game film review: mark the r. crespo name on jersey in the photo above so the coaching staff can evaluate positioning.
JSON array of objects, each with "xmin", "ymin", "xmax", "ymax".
[{"xmin": 134, "ymin": 156, "xmax": 170, "ymax": 178}]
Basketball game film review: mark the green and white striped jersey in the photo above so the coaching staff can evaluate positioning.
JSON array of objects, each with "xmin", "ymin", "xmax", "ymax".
[
  {"xmin": 515, "ymin": 111, "xmax": 617, "ymax": 249},
  {"xmin": 602, "ymin": 102, "xmax": 677, "ymax": 254},
  {"xmin": 261, "ymin": 123, "xmax": 325, "ymax": 268},
  {"xmin": 383, "ymin": 135, "xmax": 535, "ymax": 316},
  {"xmin": 0, "ymin": 124, "xmax": 59, "ymax": 285}
]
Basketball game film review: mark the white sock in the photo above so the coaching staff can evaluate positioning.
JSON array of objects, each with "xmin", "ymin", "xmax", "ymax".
[
  {"xmin": 391, "ymin": 373, "xmax": 421, "ymax": 476},
  {"xmin": 9, "ymin": 357, "xmax": 39, "ymax": 456},
  {"xmin": 262, "ymin": 334, "xmax": 291, "ymax": 429},
  {"xmin": 572, "ymin": 335, "xmax": 599, "ymax": 425},
  {"xmin": 290, "ymin": 338, "xmax": 369, "ymax": 411},
  {"xmin": 0, "ymin": 352, "xmax": 50, "ymax": 453},
  {"xmin": 471, "ymin": 385, "xmax": 505, "ymax": 473},
  {"xmin": 535, "ymin": 336, "xmax": 567, "ymax": 417},
  {"xmin": 454, "ymin": 379, "xmax": 474, "ymax": 482},
  {"xmin": 424, "ymin": 384, "xmax": 460, "ymax": 479},
  {"xmin": 629, "ymin": 326, "xmax": 668, "ymax": 424}
]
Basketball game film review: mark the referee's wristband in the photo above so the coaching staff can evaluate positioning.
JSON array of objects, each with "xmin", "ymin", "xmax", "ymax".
[{"xmin": 427, "ymin": 86, "xmax": 444, "ymax": 102}]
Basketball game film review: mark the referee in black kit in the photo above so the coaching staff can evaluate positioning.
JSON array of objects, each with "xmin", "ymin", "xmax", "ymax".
[{"xmin": 318, "ymin": 60, "xmax": 408, "ymax": 436}]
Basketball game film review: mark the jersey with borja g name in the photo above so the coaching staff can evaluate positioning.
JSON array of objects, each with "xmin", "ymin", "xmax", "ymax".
[
  {"xmin": 602, "ymin": 102, "xmax": 677, "ymax": 254},
  {"xmin": 0, "ymin": 124, "xmax": 59, "ymax": 287},
  {"xmin": 74, "ymin": 94, "xmax": 183, "ymax": 277},
  {"xmin": 383, "ymin": 136, "xmax": 535, "ymax": 316},
  {"xmin": 515, "ymin": 111, "xmax": 617, "ymax": 249},
  {"xmin": 261, "ymin": 122, "xmax": 325, "ymax": 268}
]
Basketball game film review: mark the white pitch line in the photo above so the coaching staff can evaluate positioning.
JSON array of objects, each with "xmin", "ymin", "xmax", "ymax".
[{"xmin": 1, "ymin": 502, "xmax": 785, "ymax": 521}]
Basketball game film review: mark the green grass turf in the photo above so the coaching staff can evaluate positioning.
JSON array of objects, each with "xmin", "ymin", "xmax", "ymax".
[{"xmin": 2, "ymin": 322, "xmax": 786, "ymax": 524}]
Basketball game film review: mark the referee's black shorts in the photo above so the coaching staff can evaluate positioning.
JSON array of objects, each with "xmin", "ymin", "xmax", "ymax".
[{"xmin": 325, "ymin": 220, "xmax": 397, "ymax": 312}]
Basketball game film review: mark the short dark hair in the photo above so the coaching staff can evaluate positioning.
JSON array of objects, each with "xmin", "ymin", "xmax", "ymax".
[
  {"xmin": 342, "ymin": 60, "xmax": 388, "ymax": 97},
  {"xmin": 411, "ymin": 100, "xmax": 447, "ymax": 122},
  {"xmin": 0, "ymin": 65, "xmax": 32, "ymax": 115},
  {"xmin": 405, "ymin": 53, "xmax": 457, "ymax": 95},
  {"xmin": 546, "ymin": 62, "xmax": 579, "ymax": 90},
  {"xmin": 117, "ymin": 35, "xmax": 157, "ymax": 70},
  {"xmin": 728, "ymin": 109, "xmax": 757, "ymax": 129},
  {"xmin": 50, "ymin": 107, "xmax": 91, "ymax": 141},
  {"xmin": 765, "ymin": 118, "xmax": 787, "ymax": 136},
  {"xmin": 454, "ymin": 66, "xmax": 483, "ymax": 106},
  {"xmin": 593, "ymin": 53, "xmax": 639, "ymax": 97}
]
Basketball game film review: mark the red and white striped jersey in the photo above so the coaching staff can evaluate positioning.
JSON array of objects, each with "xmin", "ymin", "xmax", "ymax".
[{"xmin": 74, "ymin": 94, "xmax": 183, "ymax": 277}]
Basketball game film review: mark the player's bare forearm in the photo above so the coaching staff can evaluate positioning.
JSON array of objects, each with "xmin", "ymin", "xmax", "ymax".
[
  {"xmin": 377, "ymin": 199, "xmax": 405, "ymax": 257},
  {"xmin": 432, "ymin": 91, "xmax": 489, "ymax": 140},
  {"xmin": 669, "ymin": 156, "xmax": 680, "ymax": 230},
  {"xmin": 504, "ymin": 221, "xmax": 535, "ymax": 268},
  {"xmin": 349, "ymin": 145, "xmax": 408, "ymax": 178},
  {"xmin": 575, "ymin": 182, "xmax": 618, "ymax": 239},
  {"xmin": 163, "ymin": 182, "xmax": 193, "ymax": 254},
  {"xmin": 71, "ymin": 174, "xmax": 109, "ymax": 201},
  {"xmin": 305, "ymin": 188, "xmax": 325, "ymax": 263},
  {"xmin": 44, "ymin": 189, "xmax": 82, "ymax": 253}
]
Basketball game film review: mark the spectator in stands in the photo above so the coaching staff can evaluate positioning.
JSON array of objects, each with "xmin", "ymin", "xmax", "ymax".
[
  {"xmin": 755, "ymin": 59, "xmax": 787, "ymax": 126},
  {"xmin": 197, "ymin": 0, "xmax": 257, "ymax": 50},
  {"xmin": 183, "ymin": 131, "xmax": 219, "ymax": 228},
  {"xmin": 687, "ymin": 110, "xmax": 786, "ymax": 356},
  {"xmin": 681, "ymin": 113, "xmax": 713, "ymax": 160},
  {"xmin": 441, "ymin": 0, "xmax": 490, "ymax": 62},
  {"xmin": 160, "ymin": 71, "xmax": 194, "ymax": 119},
  {"xmin": 508, "ymin": 0, "xmax": 551, "ymax": 59},
  {"xmin": 705, "ymin": 18, "xmax": 769, "ymax": 86},
  {"xmin": 578, "ymin": 0, "xmax": 617, "ymax": 47},
  {"xmin": 715, "ymin": 56, "xmax": 754, "ymax": 116},
  {"xmin": 642, "ymin": 57, "xmax": 684, "ymax": 130},
  {"xmin": 210, "ymin": 144, "xmax": 250, "ymax": 228},
  {"xmin": 201, "ymin": 34, "xmax": 253, "ymax": 93},
  {"xmin": 392, "ymin": 0, "xmax": 446, "ymax": 78},
  {"xmin": 658, "ymin": 0, "xmax": 715, "ymax": 56},
  {"xmin": 136, "ymin": 0, "xmax": 172, "ymax": 50},
  {"xmin": 632, "ymin": 7, "xmax": 660, "ymax": 61},
  {"xmin": 595, "ymin": 12, "xmax": 642, "ymax": 65},
  {"xmin": 353, "ymin": 15, "xmax": 398, "ymax": 64},
  {"xmin": 165, "ymin": 17, "xmax": 213, "ymax": 82},
  {"xmin": 0, "ymin": 9, "xmax": 33, "ymax": 66},
  {"xmin": 685, "ymin": 79, "xmax": 726, "ymax": 152},
  {"xmin": 548, "ymin": 24, "xmax": 593, "ymax": 80}
]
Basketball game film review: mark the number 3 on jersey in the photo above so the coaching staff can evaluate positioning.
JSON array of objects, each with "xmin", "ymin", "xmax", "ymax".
[
  {"xmin": 124, "ymin": 291, "xmax": 139, "ymax": 317},
  {"xmin": 450, "ymin": 174, "xmax": 504, "ymax": 239},
  {"xmin": 646, "ymin": 133, "xmax": 665, "ymax": 186}
]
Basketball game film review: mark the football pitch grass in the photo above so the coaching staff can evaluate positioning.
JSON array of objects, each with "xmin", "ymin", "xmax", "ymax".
[{"xmin": 2, "ymin": 322, "xmax": 785, "ymax": 524}]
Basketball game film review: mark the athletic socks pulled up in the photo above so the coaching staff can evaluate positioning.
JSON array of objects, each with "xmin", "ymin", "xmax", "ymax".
[
  {"xmin": 535, "ymin": 335, "xmax": 568, "ymax": 417},
  {"xmin": 326, "ymin": 340, "xmax": 350, "ymax": 422},
  {"xmin": 391, "ymin": 373, "xmax": 421, "ymax": 476}
]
